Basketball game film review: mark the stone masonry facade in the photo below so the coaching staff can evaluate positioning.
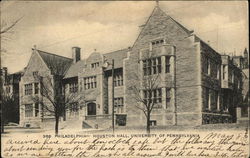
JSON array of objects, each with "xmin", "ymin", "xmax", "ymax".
[{"xmin": 18, "ymin": 5, "xmax": 248, "ymax": 128}]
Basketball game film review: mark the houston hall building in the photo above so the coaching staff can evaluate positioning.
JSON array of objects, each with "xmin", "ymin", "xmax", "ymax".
[{"xmin": 19, "ymin": 5, "xmax": 249, "ymax": 128}]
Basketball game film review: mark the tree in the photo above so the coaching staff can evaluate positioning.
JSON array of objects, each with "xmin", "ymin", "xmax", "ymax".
[
  {"xmin": 1, "ymin": 92, "xmax": 19, "ymax": 133},
  {"xmin": 0, "ymin": 17, "xmax": 23, "ymax": 53},
  {"xmin": 128, "ymin": 56, "xmax": 161, "ymax": 134},
  {"xmin": 32, "ymin": 55, "xmax": 83, "ymax": 135},
  {"xmin": 0, "ymin": 17, "xmax": 22, "ymax": 35},
  {"xmin": 0, "ymin": 16, "xmax": 23, "ymax": 133}
]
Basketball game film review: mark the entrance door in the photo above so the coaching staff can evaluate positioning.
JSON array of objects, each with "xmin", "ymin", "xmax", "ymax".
[{"xmin": 87, "ymin": 103, "xmax": 96, "ymax": 115}]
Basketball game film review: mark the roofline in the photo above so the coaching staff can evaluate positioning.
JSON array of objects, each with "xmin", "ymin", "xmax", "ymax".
[
  {"xmin": 199, "ymin": 39, "xmax": 221, "ymax": 57},
  {"xmin": 33, "ymin": 48, "xmax": 73, "ymax": 61},
  {"xmin": 23, "ymin": 50, "xmax": 51, "ymax": 77},
  {"xmin": 132, "ymin": 6, "xmax": 191, "ymax": 49},
  {"xmin": 232, "ymin": 56, "xmax": 244, "ymax": 58},
  {"xmin": 103, "ymin": 47, "xmax": 130, "ymax": 55},
  {"xmin": 131, "ymin": 6, "xmax": 158, "ymax": 49}
]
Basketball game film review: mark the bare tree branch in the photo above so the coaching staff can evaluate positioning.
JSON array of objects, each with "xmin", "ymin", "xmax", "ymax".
[
  {"xmin": 31, "ymin": 56, "xmax": 83, "ymax": 135},
  {"xmin": 128, "ymin": 53, "xmax": 162, "ymax": 133},
  {"xmin": 0, "ymin": 17, "xmax": 23, "ymax": 34}
]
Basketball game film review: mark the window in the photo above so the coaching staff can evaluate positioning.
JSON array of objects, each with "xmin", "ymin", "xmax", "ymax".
[
  {"xmin": 84, "ymin": 76, "xmax": 97, "ymax": 90},
  {"xmin": 208, "ymin": 59, "xmax": 211, "ymax": 75},
  {"xmin": 143, "ymin": 57, "xmax": 161, "ymax": 76},
  {"xmin": 204, "ymin": 58, "xmax": 210, "ymax": 75},
  {"xmin": 216, "ymin": 64, "xmax": 220, "ymax": 79},
  {"xmin": 166, "ymin": 88, "xmax": 171, "ymax": 108},
  {"xmin": 33, "ymin": 71, "xmax": 38, "ymax": 77},
  {"xmin": 25, "ymin": 104, "xmax": 33, "ymax": 117},
  {"xmin": 150, "ymin": 120, "xmax": 157, "ymax": 126},
  {"xmin": 241, "ymin": 106, "xmax": 248, "ymax": 117},
  {"xmin": 151, "ymin": 39, "xmax": 164, "ymax": 47},
  {"xmin": 25, "ymin": 83, "xmax": 33, "ymax": 95},
  {"xmin": 35, "ymin": 103, "xmax": 39, "ymax": 117},
  {"xmin": 143, "ymin": 88, "xmax": 162, "ymax": 108},
  {"xmin": 205, "ymin": 88, "xmax": 210, "ymax": 110},
  {"xmin": 223, "ymin": 93, "xmax": 229, "ymax": 112},
  {"xmin": 223, "ymin": 65, "xmax": 226, "ymax": 79},
  {"xmin": 207, "ymin": 59, "xmax": 210, "ymax": 75},
  {"xmin": 114, "ymin": 97, "xmax": 124, "ymax": 113},
  {"xmin": 34, "ymin": 83, "xmax": 39, "ymax": 94},
  {"xmin": 114, "ymin": 72, "xmax": 123, "ymax": 87},
  {"xmin": 152, "ymin": 58, "xmax": 157, "ymax": 74},
  {"xmin": 69, "ymin": 102, "xmax": 79, "ymax": 117},
  {"xmin": 157, "ymin": 58, "xmax": 162, "ymax": 73},
  {"xmin": 165, "ymin": 56, "xmax": 170, "ymax": 73},
  {"xmin": 115, "ymin": 115, "xmax": 126, "ymax": 126},
  {"xmin": 69, "ymin": 82, "xmax": 78, "ymax": 93},
  {"xmin": 215, "ymin": 91, "xmax": 219, "ymax": 110},
  {"xmin": 91, "ymin": 62, "xmax": 99, "ymax": 69}
]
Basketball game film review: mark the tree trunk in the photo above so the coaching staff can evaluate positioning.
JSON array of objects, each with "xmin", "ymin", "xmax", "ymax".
[
  {"xmin": 55, "ymin": 115, "xmax": 59, "ymax": 135},
  {"xmin": 146, "ymin": 112, "xmax": 150, "ymax": 134},
  {"xmin": 1, "ymin": 115, "xmax": 4, "ymax": 133}
]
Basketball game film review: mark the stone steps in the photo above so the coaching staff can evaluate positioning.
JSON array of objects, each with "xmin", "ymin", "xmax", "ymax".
[{"xmin": 83, "ymin": 118, "xmax": 112, "ymax": 129}]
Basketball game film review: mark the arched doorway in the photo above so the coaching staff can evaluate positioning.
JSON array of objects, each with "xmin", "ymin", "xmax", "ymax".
[{"xmin": 87, "ymin": 102, "xmax": 96, "ymax": 115}]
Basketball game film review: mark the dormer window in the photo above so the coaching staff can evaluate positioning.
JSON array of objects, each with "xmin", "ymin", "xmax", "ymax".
[{"xmin": 91, "ymin": 62, "xmax": 99, "ymax": 69}]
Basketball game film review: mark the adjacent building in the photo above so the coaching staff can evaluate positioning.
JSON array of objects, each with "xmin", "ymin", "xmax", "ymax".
[
  {"xmin": 1, "ymin": 67, "xmax": 22, "ymax": 124},
  {"xmin": 18, "ymin": 5, "xmax": 248, "ymax": 128}
]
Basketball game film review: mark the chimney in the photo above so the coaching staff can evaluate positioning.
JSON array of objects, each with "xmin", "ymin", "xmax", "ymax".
[
  {"xmin": 72, "ymin": 47, "xmax": 81, "ymax": 63},
  {"xmin": 2, "ymin": 67, "xmax": 7, "ymax": 82}
]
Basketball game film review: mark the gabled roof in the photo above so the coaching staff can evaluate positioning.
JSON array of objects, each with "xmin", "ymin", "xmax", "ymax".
[
  {"xmin": 168, "ymin": 14, "xmax": 192, "ymax": 35},
  {"xmin": 133, "ymin": 6, "xmax": 192, "ymax": 48},
  {"xmin": 63, "ymin": 60, "xmax": 86, "ymax": 79},
  {"xmin": 35, "ymin": 49, "xmax": 73, "ymax": 76},
  {"xmin": 103, "ymin": 48, "xmax": 129, "ymax": 70},
  {"xmin": 63, "ymin": 48, "xmax": 129, "ymax": 79}
]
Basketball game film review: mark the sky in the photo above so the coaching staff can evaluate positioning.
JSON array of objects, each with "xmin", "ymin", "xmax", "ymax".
[{"xmin": 1, "ymin": 1, "xmax": 248, "ymax": 73}]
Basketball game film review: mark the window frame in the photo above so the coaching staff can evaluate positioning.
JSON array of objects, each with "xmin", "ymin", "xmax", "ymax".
[
  {"xmin": 143, "ymin": 88, "xmax": 162, "ymax": 108},
  {"xmin": 114, "ymin": 71, "xmax": 123, "ymax": 87},
  {"xmin": 142, "ymin": 57, "xmax": 162, "ymax": 76},
  {"xmin": 151, "ymin": 39, "xmax": 164, "ymax": 47},
  {"xmin": 165, "ymin": 56, "xmax": 170, "ymax": 73},
  {"xmin": 114, "ymin": 97, "xmax": 124, "ymax": 113},
  {"xmin": 25, "ymin": 104, "xmax": 33, "ymax": 117},
  {"xmin": 69, "ymin": 82, "xmax": 78, "ymax": 93},
  {"xmin": 35, "ymin": 103, "xmax": 39, "ymax": 117},
  {"xmin": 69, "ymin": 102, "xmax": 79, "ymax": 117},
  {"xmin": 34, "ymin": 83, "xmax": 39, "ymax": 94},
  {"xmin": 24, "ymin": 83, "xmax": 33, "ymax": 95},
  {"xmin": 84, "ymin": 76, "xmax": 97, "ymax": 90}
]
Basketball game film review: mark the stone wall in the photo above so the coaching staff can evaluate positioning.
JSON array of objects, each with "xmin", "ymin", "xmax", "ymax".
[
  {"xmin": 19, "ymin": 51, "xmax": 53, "ymax": 127},
  {"xmin": 124, "ymin": 7, "xmax": 202, "ymax": 127}
]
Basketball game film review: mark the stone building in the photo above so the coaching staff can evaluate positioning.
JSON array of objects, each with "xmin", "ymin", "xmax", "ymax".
[
  {"xmin": 19, "ymin": 5, "xmax": 247, "ymax": 128},
  {"xmin": 234, "ymin": 48, "xmax": 249, "ymax": 124},
  {"xmin": 19, "ymin": 49, "xmax": 72, "ymax": 127},
  {"xmin": 1, "ymin": 67, "xmax": 22, "ymax": 123}
]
